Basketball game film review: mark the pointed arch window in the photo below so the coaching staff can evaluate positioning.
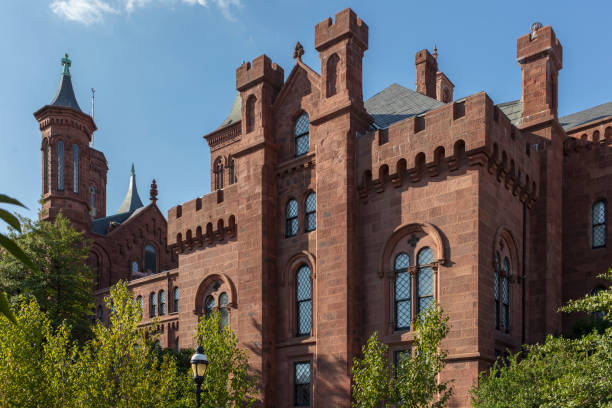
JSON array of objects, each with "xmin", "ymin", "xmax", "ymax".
[
  {"xmin": 213, "ymin": 157, "xmax": 224, "ymax": 190},
  {"xmin": 57, "ymin": 141, "xmax": 64, "ymax": 191},
  {"xmin": 219, "ymin": 292, "xmax": 229, "ymax": 328},
  {"xmin": 296, "ymin": 265, "xmax": 312, "ymax": 336},
  {"xmin": 294, "ymin": 113, "xmax": 310, "ymax": 157},
  {"xmin": 417, "ymin": 247, "xmax": 434, "ymax": 315},
  {"xmin": 305, "ymin": 193, "xmax": 316, "ymax": 232},
  {"xmin": 593, "ymin": 200, "xmax": 606, "ymax": 248},
  {"xmin": 159, "ymin": 290, "xmax": 166, "ymax": 316},
  {"xmin": 145, "ymin": 244, "xmax": 157, "ymax": 274},
  {"xmin": 394, "ymin": 253, "xmax": 411, "ymax": 330},
  {"xmin": 494, "ymin": 252, "xmax": 501, "ymax": 330},
  {"xmin": 174, "ymin": 287, "xmax": 179, "ymax": 313},
  {"xmin": 502, "ymin": 257, "xmax": 510, "ymax": 333},
  {"xmin": 150, "ymin": 292, "xmax": 157, "ymax": 317},
  {"xmin": 286, "ymin": 199, "xmax": 298, "ymax": 238},
  {"xmin": 73, "ymin": 144, "xmax": 79, "ymax": 194}
]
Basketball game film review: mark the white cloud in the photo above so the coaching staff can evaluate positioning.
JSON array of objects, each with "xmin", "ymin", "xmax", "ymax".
[{"xmin": 50, "ymin": 0, "xmax": 242, "ymax": 24}]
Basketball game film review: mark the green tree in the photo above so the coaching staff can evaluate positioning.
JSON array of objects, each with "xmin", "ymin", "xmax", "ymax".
[
  {"xmin": 471, "ymin": 271, "xmax": 612, "ymax": 408},
  {"xmin": 351, "ymin": 303, "xmax": 452, "ymax": 408},
  {"xmin": 196, "ymin": 310, "xmax": 258, "ymax": 407},
  {"xmin": 0, "ymin": 213, "xmax": 94, "ymax": 340}
]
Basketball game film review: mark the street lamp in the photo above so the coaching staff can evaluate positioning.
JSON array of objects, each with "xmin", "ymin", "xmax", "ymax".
[{"xmin": 190, "ymin": 346, "xmax": 209, "ymax": 408}]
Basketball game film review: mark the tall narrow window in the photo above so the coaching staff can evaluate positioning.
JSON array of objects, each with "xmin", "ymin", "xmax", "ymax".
[
  {"xmin": 305, "ymin": 192, "xmax": 316, "ymax": 232},
  {"xmin": 296, "ymin": 265, "xmax": 312, "ymax": 336},
  {"xmin": 43, "ymin": 140, "xmax": 49, "ymax": 193},
  {"xmin": 159, "ymin": 290, "xmax": 166, "ymax": 316},
  {"xmin": 245, "ymin": 95, "xmax": 256, "ymax": 133},
  {"xmin": 294, "ymin": 113, "xmax": 310, "ymax": 157},
  {"xmin": 73, "ymin": 144, "xmax": 79, "ymax": 194},
  {"xmin": 219, "ymin": 292, "xmax": 229, "ymax": 328},
  {"xmin": 286, "ymin": 199, "xmax": 298, "ymax": 237},
  {"xmin": 213, "ymin": 157, "xmax": 224, "ymax": 190},
  {"xmin": 294, "ymin": 362, "xmax": 311, "ymax": 407},
  {"xmin": 57, "ymin": 141, "xmax": 64, "ymax": 191},
  {"xmin": 150, "ymin": 292, "xmax": 157, "ymax": 317},
  {"xmin": 204, "ymin": 296, "xmax": 215, "ymax": 317},
  {"xmin": 174, "ymin": 287, "xmax": 179, "ymax": 313},
  {"xmin": 145, "ymin": 244, "xmax": 157, "ymax": 274},
  {"xmin": 394, "ymin": 252, "xmax": 411, "ymax": 330},
  {"xmin": 89, "ymin": 185, "xmax": 96, "ymax": 218},
  {"xmin": 417, "ymin": 247, "xmax": 434, "ymax": 315},
  {"xmin": 494, "ymin": 252, "xmax": 501, "ymax": 330},
  {"xmin": 593, "ymin": 201, "xmax": 606, "ymax": 248},
  {"xmin": 96, "ymin": 305, "xmax": 103, "ymax": 322},
  {"xmin": 502, "ymin": 257, "xmax": 510, "ymax": 333}
]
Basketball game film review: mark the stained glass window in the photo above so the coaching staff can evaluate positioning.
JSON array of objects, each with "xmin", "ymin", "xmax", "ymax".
[
  {"xmin": 305, "ymin": 193, "xmax": 316, "ymax": 232},
  {"xmin": 417, "ymin": 247, "xmax": 434, "ymax": 315},
  {"xmin": 159, "ymin": 290, "xmax": 166, "ymax": 316},
  {"xmin": 294, "ymin": 362, "xmax": 311, "ymax": 406},
  {"xmin": 219, "ymin": 292, "xmax": 229, "ymax": 328},
  {"xmin": 294, "ymin": 113, "xmax": 310, "ymax": 157},
  {"xmin": 57, "ymin": 141, "xmax": 64, "ymax": 191},
  {"xmin": 296, "ymin": 265, "xmax": 312, "ymax": 336},
  {"xmin": 394, "ymin": 253, "xmax": 411, "ymax": 330},
  {"xmin": 502, "ymin": 257, "xmax": 510, "ymax": 333},
  {"xmin": 593, "ymin": 201, "xmax": 606, "ymax": 248},
  {"xmin": 494, "ymin": 252, "xmax": 500, "ymax": 330},
  {"xmin": 150, "ymin": 292, "xmax": 157, "ymax": 317},
  {"xmin": 286, "ymin": 199, "xmax": 298, "ymax": 237},
  {"xmin": 73, "ymin": 144, "xmax": 79, "ymax": 194}
]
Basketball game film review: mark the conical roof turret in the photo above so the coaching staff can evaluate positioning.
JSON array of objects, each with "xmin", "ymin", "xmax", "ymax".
[
  {"xmin": 117, "ymin": 164, "xmax": 144, "ymax": 214},
  {"xmin": 49, "ymin": 53, "xmax": 82, "ymax": 112}
]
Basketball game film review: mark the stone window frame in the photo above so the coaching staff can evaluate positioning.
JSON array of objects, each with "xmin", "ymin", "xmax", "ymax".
[
  {"xmin": 592, "ymin": 199, "xmax": 607, "ymax": 249},
  {"xmin": 492, "ymin": 227, "xmax": 520, "ymax": 337},
  {"xmin": 293, "ymin": 111, "xmax": 310, "ymax": 157},
  {"xmin": 293, "ymin": 360, "xmax": 312, "ymax": 407},
  {"xmin": 284, "ymin": 251, "xmax": 316, "ymax": 340}
]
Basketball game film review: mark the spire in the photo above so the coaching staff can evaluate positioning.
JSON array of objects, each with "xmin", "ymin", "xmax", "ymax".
[
  {"xmin": 50, "ymin": 53, "xmax": 82, "ymax": 112},
  {"xmin": 117, "ymin": 163, "xmax": 144, "ymax": 214}
]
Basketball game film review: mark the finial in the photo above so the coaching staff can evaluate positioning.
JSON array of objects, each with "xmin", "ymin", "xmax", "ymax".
[
  {"xmin": 61, "ymin": 53, "xmax": 71, "ymax": 76},
  {"xmin": 150, "ymin": 179, "xmax": 158, "ymax": 202},
  {"xmin": 131, "ymin": 163, "xmax": 135, "ymax": 176},
  {"xmin": 433, "ymin": 44, "xmax": 438, "ymax": 59},
  {"xmin": 530, "ymin": 22, "xmax": 543, "ymax": 39},
  {"xmin": 293, "ymin": 42, "xmax": 304, "ymax": 60}
]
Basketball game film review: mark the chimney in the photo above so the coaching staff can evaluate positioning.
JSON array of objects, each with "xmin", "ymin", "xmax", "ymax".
[{"xmin": 415, "ymin": 49, "xmax": 437, "ymax": 98}]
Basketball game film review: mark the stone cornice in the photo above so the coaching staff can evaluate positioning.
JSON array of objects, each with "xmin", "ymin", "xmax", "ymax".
[
  {"xmin": 204, "ymin": 122, "xmax": 242, "ymax": 152},
  {"xmin": 34, "ymin": 105, "xmax": 97, "ymax": 137}
]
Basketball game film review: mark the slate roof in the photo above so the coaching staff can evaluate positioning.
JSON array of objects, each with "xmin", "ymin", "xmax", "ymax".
[
  {"xmin": 497, "ymin": 100, "xmax": 522, "ymax": 125},
  {"xmin": 117, "ymin": 164, "xmax": 144, "ymax": 214},
  {"xmin": 50, "ymin": 71, "xmax": 82, "ymax": 112},
  {"xmin": 218, "ymin": 93, "xmax": 242, "ymax": 129},
  {"xmin": 559, "ymin": 101, "xmax": 612, "ymax": 131}
]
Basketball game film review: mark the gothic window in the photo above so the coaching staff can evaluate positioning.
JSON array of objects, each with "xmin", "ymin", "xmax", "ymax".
[
  {"xmin": 394, "ymin": 253, "xmax": 411, "ymax": 330},
  {"xmin": 132, "ymin": 261, "xmax": 139, "ymax": 274},
  {"xmin": 296, "ymin": 265, "xmax": 312, "ymax": 336},
  {"xmin": 494, "ymin": 252, "xmax": 501, "ymax": 330},
  {"xmin": 174, "ymin": 287, "xmax": 179, "ymax": 313},
  {"xmin": 593, "ymin": 201, "xmax": 606, "ymax": 248},
  {"xmin": 150, "ymin": 292, "xmax": 157, "ymax": 317},
  {"xmin": 73, "ymin": 144, "xmax": 79, "ymax": 194},
  {"xmin": 57, "ymin": 141, "xmax": 64, "ymax": 191},
  {"xmin": 305, "ymin": 192, "xmax": 316, "ymax": 232},
  {"xmin": 326, "ymin": 53, "xmax": 339, "ymax": 97},
  {"xmin": 43, "ymin": 140, "xmax": 49, "ymax": 193},
  {"xmin": 96, "ymin": 305, "xmax": 103, "ymax": 322},
  {"xmin": 417, "ymin": 247, "xmax": 434, "ymax": 316},
  {"xmin": 145, "ymin": 244, "xmax": 157, "ymax": 274},
  {"xmin": 89, "ymin": 185, "xmax": 96, "ymax": 218},
  {"xmin": 286, "ymin": 199, "xmax": 298, "ymax": 238},
  {"xmin": 294, "ymin": 362, "xmax": 311, "ymax": 406},
  {"xmin": 204, "ymin": 295, "xmax": 215, "ymax": 317},
  {"xmin": 159, "ymin": 290, "xmax": 166, "ymax": 316},
  {"xmin": 294, "ymin": 113, "xmax": 310, "ymax": 157},
  {"xmin": 502, "ymin": 257, "xmax": 510, "ymax": 333},
  {"xmin": 245, "ymin": 95, "xmax": 256, "ymax": 133},
  {"xmin": 219, "ymin": 292, "xmax": 229, "ymax": 328},
  {"xmin": 213, "ymin": 157, "xmax": 224, "ymax": 190}
]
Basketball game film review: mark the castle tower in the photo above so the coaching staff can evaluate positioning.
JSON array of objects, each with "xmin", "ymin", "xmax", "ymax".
[{"xmin": 34, "ymin": 54, "xmax": 98, "ymax": 232}]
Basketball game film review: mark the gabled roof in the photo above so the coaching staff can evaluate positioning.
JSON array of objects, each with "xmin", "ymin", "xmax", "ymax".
[
  {"xmin": 364, "ymin": 83, "xmax": 445, "ymax": 129},
  {"xmin": 50, "ymin": 54, "xmax": 82, "ymax": 112},
  {"xmin": 559, "ymin": 101, "xmax": 612, "ymax": 131},
  {"xmin": 117, "ymin": 164, "xmax": 144, "ymax": 214}
]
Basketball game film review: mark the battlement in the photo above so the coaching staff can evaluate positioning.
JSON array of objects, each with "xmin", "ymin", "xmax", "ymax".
[
  {"xmin": 357, "ymin": 93, "xmax": 540, "ymax": 206},
  {"xmin": 314, "ymin": 8, "xmax": 368, "ymax": 51},
  {"xmin": 236, "ymin": 55, "xmax": 284, "ymax": 92},
  {"xmin": 517, "ymin": 25, "xmax": 562, "ymax": 69},
  {"xmin": 167, "ymin": 184, "xmax": 238, "ymax": 250}
]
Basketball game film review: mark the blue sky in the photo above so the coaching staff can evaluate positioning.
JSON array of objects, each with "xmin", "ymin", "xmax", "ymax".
[{"xmin": 1, "ymin": 0, "xmax": 611, "ymax": 227}]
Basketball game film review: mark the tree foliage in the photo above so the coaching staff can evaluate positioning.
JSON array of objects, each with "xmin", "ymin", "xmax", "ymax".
[
  {"xmin": 0, "ymin": 213, "xmax": 94, "ymax": 340},
  {"xmin": 196, "ymin": 310, "xmax": 258, "ymax": 407},
  {"xmin": 471, "ymin": 271, "xmax": 612, "ymax": 408},
  {"xmin": 351, "ymin": 303, "xmax": 452, "ymax": 408}
]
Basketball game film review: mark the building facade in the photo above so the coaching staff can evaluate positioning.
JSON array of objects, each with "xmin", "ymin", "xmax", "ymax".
[{"xmin": 34, "ymin": 10, "xmax": 612, "ymax": 407}]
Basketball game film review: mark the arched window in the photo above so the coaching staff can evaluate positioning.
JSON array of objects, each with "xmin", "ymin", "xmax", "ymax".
[
  {"xmin": 494, "ymin": 252, "xmax": 501, "ymax": 330},
  {"xmin": 245, "ymin": 95, "xmax": 256, "ymax": 133},
  {"xmin": 132, "ymin": 261, "xmax": 139, "ymax": 274},
  {"xmin": 89, "ymin": 185, "xmax": 96, "ymax": 218},
  {"xmin": 150, "ymin": 292, "xmax": 157, "ymax": 317},
  {"xmin": 219, "ymin": 292, "xmax": 229, "ymax": 328},
  {"xmin": 502, "ymin": 257, "xmax": 510, "ymax": 333},
  {"xmin": 73, "ymin": 144, "xmax": 79, "ymax": 194},
  {"xmin": 417, "ymin": 247, "xmax": 434, "ymax": 316},
  {"xmin": 305, "ymin": 192, "xmax": 316, "ymax": 232},
  {"xmin": 213, "ymin": 157, "xmax": 224, "ymax": 190},
  {"xmin": 174, "ymin": 287, "xmax": 179, "ymax": 313},
  {"xmin": 295, "ymin": 265, "xmax": 312, "ymax": 336},
  {"xmin": 593, "ymin": 201, "xmax": 606, "ymax": 248},
  {"xmin": 294, "ymin": 113, "xmax": 310, "ymax": 157},
  {"xmin": 394, "ymin": 252, "xmax": 411, "ymax": 330},
  {"xmin": 286, "ymin": 199, "xmax": 298, "ymax": 238},
  {"xmin": 159, "ymin": 290, "xmax": 166, "ymax": 316},
  {"xmin": 57, "ymin": 141, "xmax": 64, "ymax": 191},
  {"xmin": 204, "ymin": 295, "xmax": 215, "ymax": 317},
  {"xmin": 43, "ymin": 140, "xmax": 49, "ymax": 193},
  {"xmin": 326, "ymin": 53, "xmax": 339, "ymax": 97},
  {"xmin": 96, "ymin": 305, "xmax": 103, "ymax": 322},
  {"xmin": 145, "ymin": 244, "xmax": 157, "ymax": 274}
]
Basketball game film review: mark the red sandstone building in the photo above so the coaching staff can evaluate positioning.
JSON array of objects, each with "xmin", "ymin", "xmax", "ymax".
[{"xmin": 34, "ymin": 8, "xmax": 612, "ymax": 407}]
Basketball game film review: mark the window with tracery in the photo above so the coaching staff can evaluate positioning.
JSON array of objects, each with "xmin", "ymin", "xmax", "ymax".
[
  {"xmin": 305, "ymin": 192, "xmax": 316, "ymax": 232},
  {"xmin": 150, "ymin": 292, "xmax": 157, "ymax": 317},
  {"xmin": 57, "ymin": 141, "xmax": 64, "ymax": 191},
  {"xmin": 286, "ymin": 199, "xmax": 298, "ymax": 237},
  {"xmin": 593, "ymin": 201, "xmax": 607, "ymax": 248},
  {"xmin": 294, "ymin": 113, "xmax": 310, "ymax": 157},
  {"xmin": 394, "ymin": 253, "xmax": 411, "ymax": 330},
  {"xmin": 417, "ymin": 247, "xmax": 434, "ymax": 315},
  {"xmin": 159, "ymin": 290, "xmax": 166, "ymax": 316},
  {"xmin": 296, "ymin": 265, "xmax": 312, "ymax": 336}
]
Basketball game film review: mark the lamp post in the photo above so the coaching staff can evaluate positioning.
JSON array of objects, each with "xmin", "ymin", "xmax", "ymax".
[{"xmin": 190, "ymin": 346, "xmax": 209, "ymax": 408}]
